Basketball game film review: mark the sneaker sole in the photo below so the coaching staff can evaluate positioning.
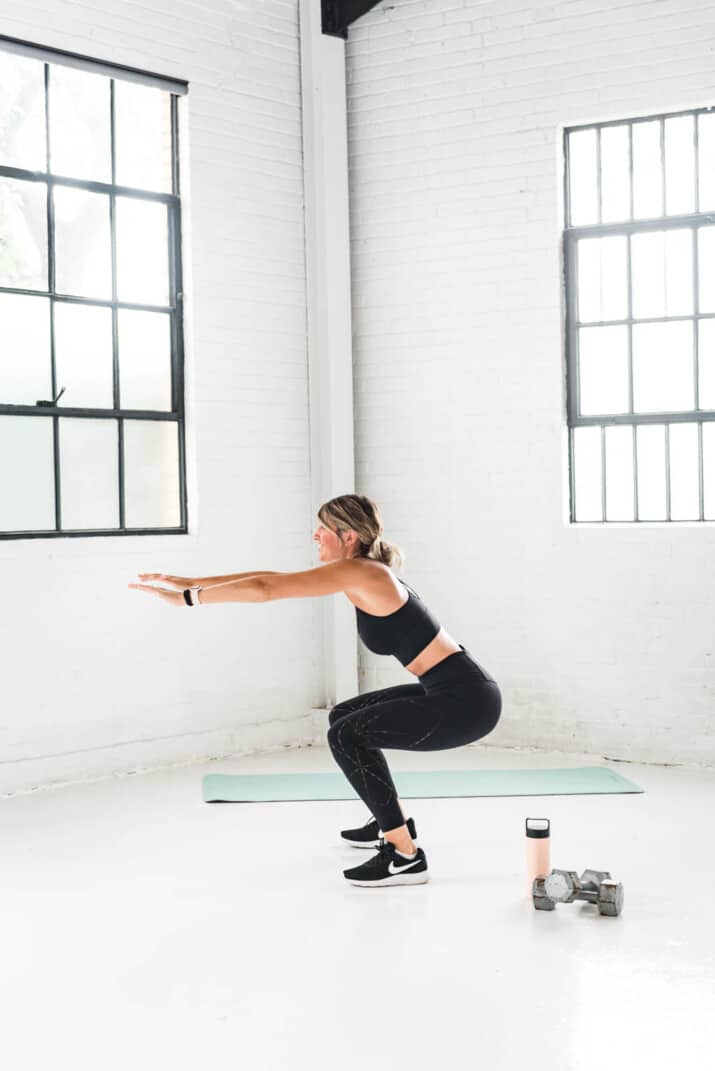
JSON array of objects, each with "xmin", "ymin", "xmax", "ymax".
[
  {"xmin": 342, "ymin": 837, "xmax": 420, "ymax": 850},
  {"xmin": 346, "ymin": 871, "xmax": 430, "ymax": 887}
]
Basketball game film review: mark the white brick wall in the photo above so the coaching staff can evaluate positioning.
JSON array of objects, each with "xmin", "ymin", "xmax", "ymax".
[
  {"xmin": 347, "ymin": 0, "xmax": 715, "ymax": 765},
  {"xmin": 0, "ymin": 0, "xmax": 321, "ymax": 794}
]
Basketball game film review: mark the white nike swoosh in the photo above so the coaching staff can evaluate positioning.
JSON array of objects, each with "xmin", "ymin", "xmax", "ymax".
[{"xmin": 388, "ymin": 857, "xmax": 419, "ymax": 874}]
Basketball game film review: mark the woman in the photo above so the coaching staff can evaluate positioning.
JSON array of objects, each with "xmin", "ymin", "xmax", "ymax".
[{"xmin": 129, "ymin": 494, "xmax": 502, "ymax": 888}]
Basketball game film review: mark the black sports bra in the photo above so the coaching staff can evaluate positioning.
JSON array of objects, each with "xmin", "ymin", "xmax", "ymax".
[{"xmin": 354, "ymin": 580, "xmax": 442, "ymax": 667}]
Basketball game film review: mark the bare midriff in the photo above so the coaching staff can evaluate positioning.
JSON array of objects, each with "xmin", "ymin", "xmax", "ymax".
[{"xmin": 346, "ymin": 561, "xmax": 462, "ymax": 677}]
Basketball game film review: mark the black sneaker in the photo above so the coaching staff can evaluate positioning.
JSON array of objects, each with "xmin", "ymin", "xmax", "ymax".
[
  {"xmin": 340, "ymin": 814, "xmax": 419, "ymax": 849},
  {"xmin": 343, "ymin": 838, "xmax": 429, "ymax": 887}
]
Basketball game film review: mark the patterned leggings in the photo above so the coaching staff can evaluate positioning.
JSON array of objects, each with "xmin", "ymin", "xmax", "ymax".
[{"xmin": 327, "ymin": 650, "xmax": 501, "ymax": 833}]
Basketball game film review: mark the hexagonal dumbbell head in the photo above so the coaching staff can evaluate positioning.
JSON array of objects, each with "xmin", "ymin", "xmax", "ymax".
[
  {"xmin": 544, "ymin": 870, "xmax": 582, "ymax": 903},
  {"xmin": 580, "ymin": 869, "xmax": 612, "ymax": 889},
  {"xmin": 597, "ymin": 879, "xmax": 624, "ymax": 917},
  {"xmin": 532, "ymin": 876, "xmax": 556, "ymax": 911}
]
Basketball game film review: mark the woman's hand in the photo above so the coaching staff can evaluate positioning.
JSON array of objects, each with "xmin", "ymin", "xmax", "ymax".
[
  {"xmin": 128, "ymin": 575, "xmax": 187, "ymax": 606},
  {"xmin": 135, "ymin": 573, "xmax": 195, "ymax": 590}
]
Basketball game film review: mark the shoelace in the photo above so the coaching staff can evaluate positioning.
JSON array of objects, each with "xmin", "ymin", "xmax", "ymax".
[
  {"xmin": 365, "ymin": 837, "xmax": 393, "ymax": 868},
  {"xmin": 367, "ymin": 838, "xmax": 416, "ymax": 869}
]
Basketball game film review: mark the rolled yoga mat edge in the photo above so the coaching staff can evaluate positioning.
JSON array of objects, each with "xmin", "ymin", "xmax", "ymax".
[{"xmin": 202, "ymin": 766, "xmax": 644, "ymax": 802}]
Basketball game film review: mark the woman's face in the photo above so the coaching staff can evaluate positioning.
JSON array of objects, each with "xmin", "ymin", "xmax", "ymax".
[{"xmin": 313, "ymin": 518, "xmax": 356, "ymax": 561}]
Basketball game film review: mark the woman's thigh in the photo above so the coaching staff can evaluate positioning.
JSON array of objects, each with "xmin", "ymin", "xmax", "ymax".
[
  {"xmin": 328, "ymin": 683, "xmax": 426, "ymax": 727},
  {"xmin": 329, "ymin": 683, "xmax": 501, "ymax": 751}
]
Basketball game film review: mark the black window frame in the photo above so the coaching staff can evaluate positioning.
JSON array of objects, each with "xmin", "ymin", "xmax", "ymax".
[
  {"xmin": 564, "ymin": 106, "xmax": 715, "ymax": 524},
  {"xmin": 0, "ymin": 36, "xmax": 189, "ymax": 540}
]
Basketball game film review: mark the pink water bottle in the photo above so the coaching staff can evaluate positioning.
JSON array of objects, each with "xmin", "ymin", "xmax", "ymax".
[{"xmin": 525, "ymin": 818, "xmax": 551, "ymax": 897}]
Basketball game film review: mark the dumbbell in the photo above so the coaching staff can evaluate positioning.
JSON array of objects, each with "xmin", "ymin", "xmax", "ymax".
[{"xmin": 532, "ymin": 868, "xmax": 624, "ymax": 916}]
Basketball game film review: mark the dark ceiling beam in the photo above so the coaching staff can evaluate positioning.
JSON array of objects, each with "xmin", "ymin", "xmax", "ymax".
[{"xmin": 321, "ymin": 0, "xmax": 385, "ymax": 39}]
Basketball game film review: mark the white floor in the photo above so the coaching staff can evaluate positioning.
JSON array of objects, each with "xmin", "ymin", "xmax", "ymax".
[{"xmin": 3, "ymin": 742, "xmax": 714, "ymax": 1071}]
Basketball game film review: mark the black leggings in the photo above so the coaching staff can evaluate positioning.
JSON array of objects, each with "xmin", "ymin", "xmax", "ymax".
[{"xmin": 327, "ymin": 645, "xmax": 501, "ymax": 834}]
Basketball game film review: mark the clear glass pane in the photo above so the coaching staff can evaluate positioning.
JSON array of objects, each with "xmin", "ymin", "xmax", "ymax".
[
  {"xmin": 698, "ymin": 113, "xmax": 715, "ymax": 212},
  {"xmin": 605, "ymin": 425, "xmax": 634, "ymax": 520},
  {"xmin": 600, "ymin": 124, "xmax": 630, "ymax": 223},
  {"xmin": 118, "ymin": 309, "xmax": 172, "ymax": 411},
  {"xmin": 698, "ymin": 226, "xmax": 715, "ymax": 315},
  {"xmin": 578, "ymin": 326, "xmax": 629, "ymax": 415},
  {"xmin": 703, "ymin": 423, "xmax": 715, "ymax": 519},
  {"xmin": 633, "ymin": 120, "xmax": 663, "ymax": 220},
  {"xmin": 577, "ymin": 239, "xmax": 601, "ymax": 323},
  {"xmin": 631, "ymin": 228, "xmax": 691, "ymax": 320},
  {"xmin": 0, "ymin": 178, "xmax": 48, "ymax": 291},
  {"xmin": 0, "ymin": 293, "xmax": 51, "ymax": 404},
  {"xmin": 0, "ymin": 415, "xmax": 55, "ymax": 531},
  {"xmin": 59, "ymin": 417, "xmax": 119, "ymax": 529},
  {"xmin": 115, "ymin": 198, "xmax": 169, "ymax": 306},
  {"xmin": 54, "ymin": 303, "xmax": 114, "ymax": 409},
  {"xmin": 53, "ymin": 187, "xmax": 112, "ymax": 300},
  {"xmin": 636, "ymin": 424, "xmax": 667, "ymax": 520},
  {"xmin": 573, "ymin": 425, "xmax": 602, "ymax": 521},
  {"xmin": 631, "ymin": 231, "xmax": 665, "ymax": 319},
  {"xmin": 601, "ymin": 236, "xmax": 628, "ymax": 321},
  {"xmin": 569, "ymin": 129, "xmax": 598, "ymax": 226},
  {"xmin": 664, "ymin": 115, "xmax": 695, "ymax": 216},
  {"xmin": 114, "ymin": 82, "xmax": 172, "ymax": 193},
  {"xmin": 0, "ymin": 52, "xmax": 46, "ymax": 171},
  {"xmin": 48, "ymin": 65, "xmax": 111, "ymax": 183},
  {"xmin": 664, "ymin": 229, "xmax": 693, "ymax": 316},
  {"xmin": 124, "ymin": 419, "xmax": 181, "ymax": 528},
  {"xmin": 577, "ymin": 237, "xmax": 627, "ymax": 323},
  {"xmin": 632, "ymin": 321, "xmax": 694, "ymax": 412},
  {"xmin": 669, "ymin": 422, "xmax": 700, "ymax": 520},
  {"xmin": 698, "ymin": 319, "xmax": 715, "ymax": 409}
]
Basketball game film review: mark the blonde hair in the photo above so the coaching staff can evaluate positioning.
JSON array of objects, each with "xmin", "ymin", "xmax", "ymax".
[{"xmin": 318, "ymin": 494, "xmax": 405, "ymax": 572}]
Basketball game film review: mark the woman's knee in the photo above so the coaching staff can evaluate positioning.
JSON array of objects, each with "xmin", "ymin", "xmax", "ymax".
[{"xmin": 328, "ymin": 704, "xmax": 349, "ymax": 728}]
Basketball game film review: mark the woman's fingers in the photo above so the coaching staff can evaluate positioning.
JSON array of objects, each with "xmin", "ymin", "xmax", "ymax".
[{"xmin": 136, "ymin": 573, "xmax": 189, "ymax": 589}]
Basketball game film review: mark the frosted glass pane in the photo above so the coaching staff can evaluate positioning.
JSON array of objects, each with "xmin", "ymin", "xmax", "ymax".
[
  {"xmin": 48, "ymin": 66, "xmax": 111, "ymax": 183},
  {"xmin": 578, "ymin": 326, "xmax": 629, "ymax": 415},
  {"xmin": 124, "ymin": 420, "xmax": 181, "ymax": 528},
  {"xmin": 698, "ymin": 319, "xmax": 715, "ymax": 409},
  {"xmin": 605, "ymin": 425, "xmax": 634, "ymax": 521},
  {"xmin": 0, "ymin": 178, "xmax": 48, "ymax": 291},
  {"xmin": 116, "ymin": 198, "xmax": 169, "ymax": 306},
  {"xmin": 600, "ymin": 124, "xmax": 630, "ymax": 223},
  {"xmin": 698, "ymin": 227, "xmax": 715, "ymax": 315},
  {"xmin": 664, "ymin": 115, "xmax": 695, "ymax": 216},
  {"xmin": 0, "ymin": 52, "xmax": 46, "ymax": 171},
  {"xmin": 698, "ymin": 114, "xmax": 715, "ymax": 212},
  {"xmin": 118, "ymin": 309, "xmax": 172, "ymax": 411},
  {"xmin": 54, "ymin": 187, "xmax": 112, "ymax": 300},
  {"xmin": 636, "ymin": 424, "xmax": 666, "ymax": 520},
  {"xmin": 54, "ymin": 303, "xmax": 114, "ymax": 409},
  {"xmin": 664, "ymin": 229, "xmax": 693, "ymax": 316},
  {"xmin": 114, "ymin": 82, "xmax": 172, "ymax": 194},
  {"xmin": 569, "ymin": 129, "xmax": 598, "ymax": 226},
  {"xmin": 577, "ymin": 237, "xmax": 627, "ymax": 323},
  {"xmin": 0, "ymin": 293, "xmax": 51, "ymax": 404},
  {"xmin": 0, "ymin": 416, "xmax": 55, "ymax": 531},
  {"xmin": 669, "ymin": 423, "xmax": 700, "ymax": 520},
  {"xmin": 573, "ymin": 425, "xmax": 602, "ymax": 521},
  {"xmin": 633, "ymin": 121, "xmax": 662, "ymax": 219},
  {"xmin": 59, "ymin": 418, "xmax": 119, "ymax": 529},
  {"xmin": 703, "ymin": 423, "xmax": 715, "ymax": 519},
  {"xmin": 631, "ymin": 232, "xmax": 665, "ymax": 319},
  {"xmin": 632, "ymin": 322, "xmax": 694, "ymax": 412}
]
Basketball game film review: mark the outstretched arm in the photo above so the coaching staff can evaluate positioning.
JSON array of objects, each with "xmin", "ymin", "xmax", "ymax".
[{"xmin": 198, "ymin": 570, "xmax": 282, "ymax": 585}]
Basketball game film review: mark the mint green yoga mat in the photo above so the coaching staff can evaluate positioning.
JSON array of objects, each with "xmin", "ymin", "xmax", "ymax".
[{"xmin": 202, "ymin": 766, "xmax": 643, "ymax": 802}]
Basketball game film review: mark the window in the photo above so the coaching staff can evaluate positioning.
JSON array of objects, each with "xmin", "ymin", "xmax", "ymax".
[
  {"xmin": 0, "ymin": 36, "xmax": 188, "ymax": 539},
  {"xmin": 564, "ymin": 108, "xmax": 715, "ymax": 522}
]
